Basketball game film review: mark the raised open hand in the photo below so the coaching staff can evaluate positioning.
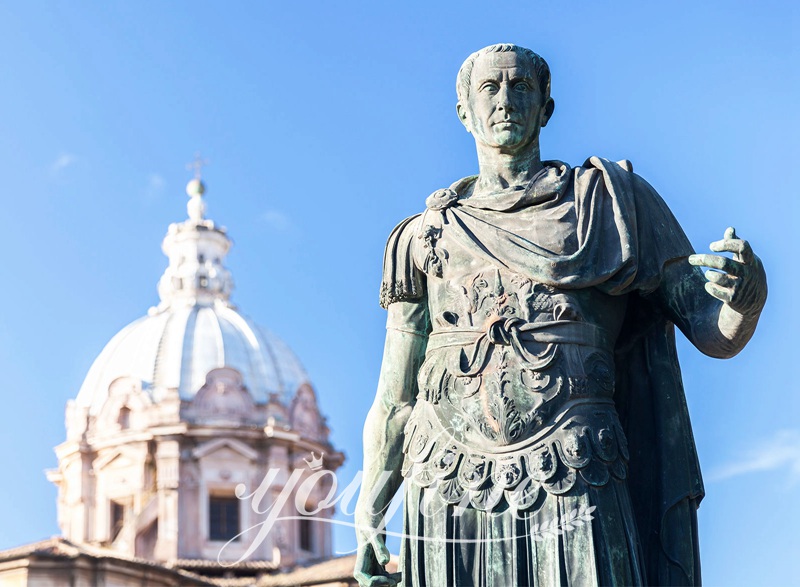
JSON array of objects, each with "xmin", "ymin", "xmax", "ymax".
[{"xmin": 688, "ymin": 227, "xmax": 767, "ymax": 316}]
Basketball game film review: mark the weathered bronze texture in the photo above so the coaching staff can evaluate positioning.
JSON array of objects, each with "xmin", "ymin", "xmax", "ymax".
[{"xmin": 355, "ymin": 44, "xmax": 767, "ymax": 587}]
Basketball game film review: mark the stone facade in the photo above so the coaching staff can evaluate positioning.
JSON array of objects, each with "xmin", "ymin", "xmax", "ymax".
[
  {"xmin": 0, "ymin": 537, "xmax": 379, "ymax": 586},
  {"xmin": 0, "ymin": 176, "xmax": 350, "ymax": 586}
]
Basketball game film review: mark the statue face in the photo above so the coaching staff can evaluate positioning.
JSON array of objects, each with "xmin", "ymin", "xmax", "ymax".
[{"xmin": 459, "ymin": 51, "xmax": 551, "ymax": 152}]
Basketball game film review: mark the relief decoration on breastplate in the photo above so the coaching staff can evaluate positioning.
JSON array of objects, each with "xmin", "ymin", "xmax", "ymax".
[
  {"xmin": 419, "ymin": 225, "xmax": 448, "ymax": 278},
  {"xmin": 420, "ymin": 268, "xmax": 613, "ymax": 448}
]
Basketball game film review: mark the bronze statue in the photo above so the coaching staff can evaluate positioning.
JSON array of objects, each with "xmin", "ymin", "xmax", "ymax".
[{"xmin": 355, "ymin": 44, "xmax": 767, "ymax": 586}]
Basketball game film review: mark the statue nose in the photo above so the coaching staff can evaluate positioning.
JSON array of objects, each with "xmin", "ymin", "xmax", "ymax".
[{"xmin": 496, "ymin": 85, "xmax": 514, "ymax": 111}]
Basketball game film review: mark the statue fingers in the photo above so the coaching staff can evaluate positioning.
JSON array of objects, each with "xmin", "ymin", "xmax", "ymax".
[
  {"xmin": 709, "ymin": 236, "xmax": 753, "ymax": 263},
  {"xmin": 354, "ymin": 543, "xmax": 390, "ymax": 587},
  {"xmin": 370, "ymin": 532, "xmax": 391, "ymax": 566},
  {"xmin": 688, "ymin": 254, "xmax": 744, "ymax": 277},
  {"xmin": 354, "ymin": 541, "xmax": 370, "ymax": 576},
  {"xmin": 355, "ymin": 572, "xmax": 395, "ymax": 587},
  {"xmin": 704, "ymin": 270, "xmax": 738, "ymax": 288},
  {"xmin": 354, "ymin": 567, "xmax": 372, "ymax": 586},
  {"xmin": 354, "ymin": 572, "xmax": 398, "ymax": 587},
  {"xmin": 704, "ymin": 281, "xmax": 734, "ymax": 304},
  {"xmin": 368, "ymin": 576, "xmax": 400, "ymax": 586},
  {"xmin": 354, "ymin": 541, "xmax": 399, "ymax": 587}
]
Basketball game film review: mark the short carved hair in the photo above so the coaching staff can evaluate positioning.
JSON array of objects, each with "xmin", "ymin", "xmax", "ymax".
[{"xmin": 456, "ymin": 44, "xmax": 551, "ymax": 104}]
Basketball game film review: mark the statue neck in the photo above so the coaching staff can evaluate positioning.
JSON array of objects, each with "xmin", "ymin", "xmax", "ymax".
[{"xmin": 473, "ymin": 142, "xmax": 544, "ymax": 195}]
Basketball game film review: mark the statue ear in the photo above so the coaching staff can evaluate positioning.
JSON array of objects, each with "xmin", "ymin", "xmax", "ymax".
[
  {"xmin": 456, "ymin": 102, "xmax": 471, "ymax": 132},
  {"xmin": 540, "ymin": 98, "xmax": 555, "ymax": 128}
]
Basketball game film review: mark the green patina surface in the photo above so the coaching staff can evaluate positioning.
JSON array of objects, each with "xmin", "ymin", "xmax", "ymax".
[{"xmin": 354, "ymin": 44, "xmax": 766, "ymax": 587}]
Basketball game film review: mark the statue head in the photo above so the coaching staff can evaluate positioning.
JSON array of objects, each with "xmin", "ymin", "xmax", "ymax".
[
  {"xmin": 456, "ymin": 44, "xmax": 555, "ymax": 153},
  {"xmin": 457, "ymin": 44, "xmax": 551, "ymax": 104}
]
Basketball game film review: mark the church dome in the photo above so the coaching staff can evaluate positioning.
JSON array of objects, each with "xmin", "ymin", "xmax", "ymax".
[
  {"xmin": 75, "ymin": 304, "xmax": 309, "ymax": 414},
  {"xmin": 53, "ymin": 168, "xmax": 343, "ymax": 568},
  {"xmin": 74, "ymin": 175, "xmax": 310, "ymax": 415}
]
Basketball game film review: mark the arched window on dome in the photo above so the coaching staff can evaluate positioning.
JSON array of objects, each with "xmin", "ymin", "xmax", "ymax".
[{"xmin": 117, "ymin": 406, "xmax": 131, "ymax": 430}]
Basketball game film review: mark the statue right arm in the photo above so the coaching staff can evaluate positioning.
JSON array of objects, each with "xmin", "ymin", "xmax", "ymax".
[{"xmin": 354, "ymin": 300, "xmax": 429, "ymax": 587}]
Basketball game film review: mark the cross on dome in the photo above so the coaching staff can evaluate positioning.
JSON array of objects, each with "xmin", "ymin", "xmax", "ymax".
[{"xmin": 186, "ymin": 152, "xmax": 210, "ymax": 180}]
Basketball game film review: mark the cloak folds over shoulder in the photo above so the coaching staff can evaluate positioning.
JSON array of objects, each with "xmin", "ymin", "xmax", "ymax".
[{"xmin": 381, "ymin": 157, "xmax": 704, "ymax": 585}]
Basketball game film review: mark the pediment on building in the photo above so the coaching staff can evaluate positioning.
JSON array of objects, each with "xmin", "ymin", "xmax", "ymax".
[
  {"xmin": 186, "ymin": 367, "xmax": 256, "ymax": 425},
  {"xmin": 192, "ymin": 437, "xmax": 258, "ymax": 462},
  {"xmin": 289, "ymin": 383, "xmax": 323, "ymax": 441}
]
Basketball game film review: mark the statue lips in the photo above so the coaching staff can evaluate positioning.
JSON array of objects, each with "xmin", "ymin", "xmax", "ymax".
[
  {"xmin": 493, "ymin": 120, "xmax": 521, "ymax": 128},
  {"xmin": 488, "ymin": 117, "xmax": 530, "ymax": 151},
  {"xmin": 491, "ymin": 119, "xmax": 525, "ymax": 137}
]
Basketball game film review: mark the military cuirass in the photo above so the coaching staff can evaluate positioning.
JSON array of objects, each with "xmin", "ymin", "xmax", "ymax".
[
  {"xmin": 403, "ymin": 264, "xmax": 631, "ymax": 511},
  {"xmin": 399, "ymin": 174, "xmax": 633, "ymax": 511},
  {"xmin": 386, "ymin": 159, "xmax": 704, "ymax": 584}
]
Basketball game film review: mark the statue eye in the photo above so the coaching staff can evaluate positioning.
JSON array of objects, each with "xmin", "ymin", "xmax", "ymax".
[
  {"xmin": 480, "ymin": 82, "xmax": 499, "ymax": 93},
  {"xmin": 514, "ymin": 82, "xmax": 531, "ymax": 92}
]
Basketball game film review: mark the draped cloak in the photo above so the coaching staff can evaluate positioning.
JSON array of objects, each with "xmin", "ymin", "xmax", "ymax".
[{"xmin": 380, "ymin": 157, "xmax": 704, "ymax": 585}]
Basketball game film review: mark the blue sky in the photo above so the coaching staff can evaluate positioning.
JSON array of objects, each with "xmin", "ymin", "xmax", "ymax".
[{"xmin": 0, "ymin": 1, "xmax": 797, "ymax": 585}]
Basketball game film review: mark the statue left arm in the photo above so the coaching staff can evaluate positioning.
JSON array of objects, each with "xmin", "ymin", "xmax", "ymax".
[{"xmin": 651, "ymin": 227, "xmax": 767, "ymax": 358}]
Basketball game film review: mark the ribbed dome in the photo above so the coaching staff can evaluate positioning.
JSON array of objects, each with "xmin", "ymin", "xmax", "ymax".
[
  {"xmin": 74, "ymin": 176, "xmax": 310, "ymax": 415},
  {"xmin": 75, "ymin": 302, "xmax": 309, "ymax": 414}
]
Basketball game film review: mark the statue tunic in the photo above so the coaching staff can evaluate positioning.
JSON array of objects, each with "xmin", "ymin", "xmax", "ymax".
[{"xmin": 381, "ymin": 159, "xmax": 704, "ymax": 586}]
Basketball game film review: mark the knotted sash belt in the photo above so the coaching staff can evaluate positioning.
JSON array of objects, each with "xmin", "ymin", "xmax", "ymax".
[{"xmin": 426, "ymin": 318, "xmax": 612, "ymax": 376}]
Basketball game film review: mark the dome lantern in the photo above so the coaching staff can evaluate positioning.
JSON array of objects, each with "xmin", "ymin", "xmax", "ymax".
[{"xmin": 156, "ymin": 176, "xmax": 234, "ymax": 310}]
